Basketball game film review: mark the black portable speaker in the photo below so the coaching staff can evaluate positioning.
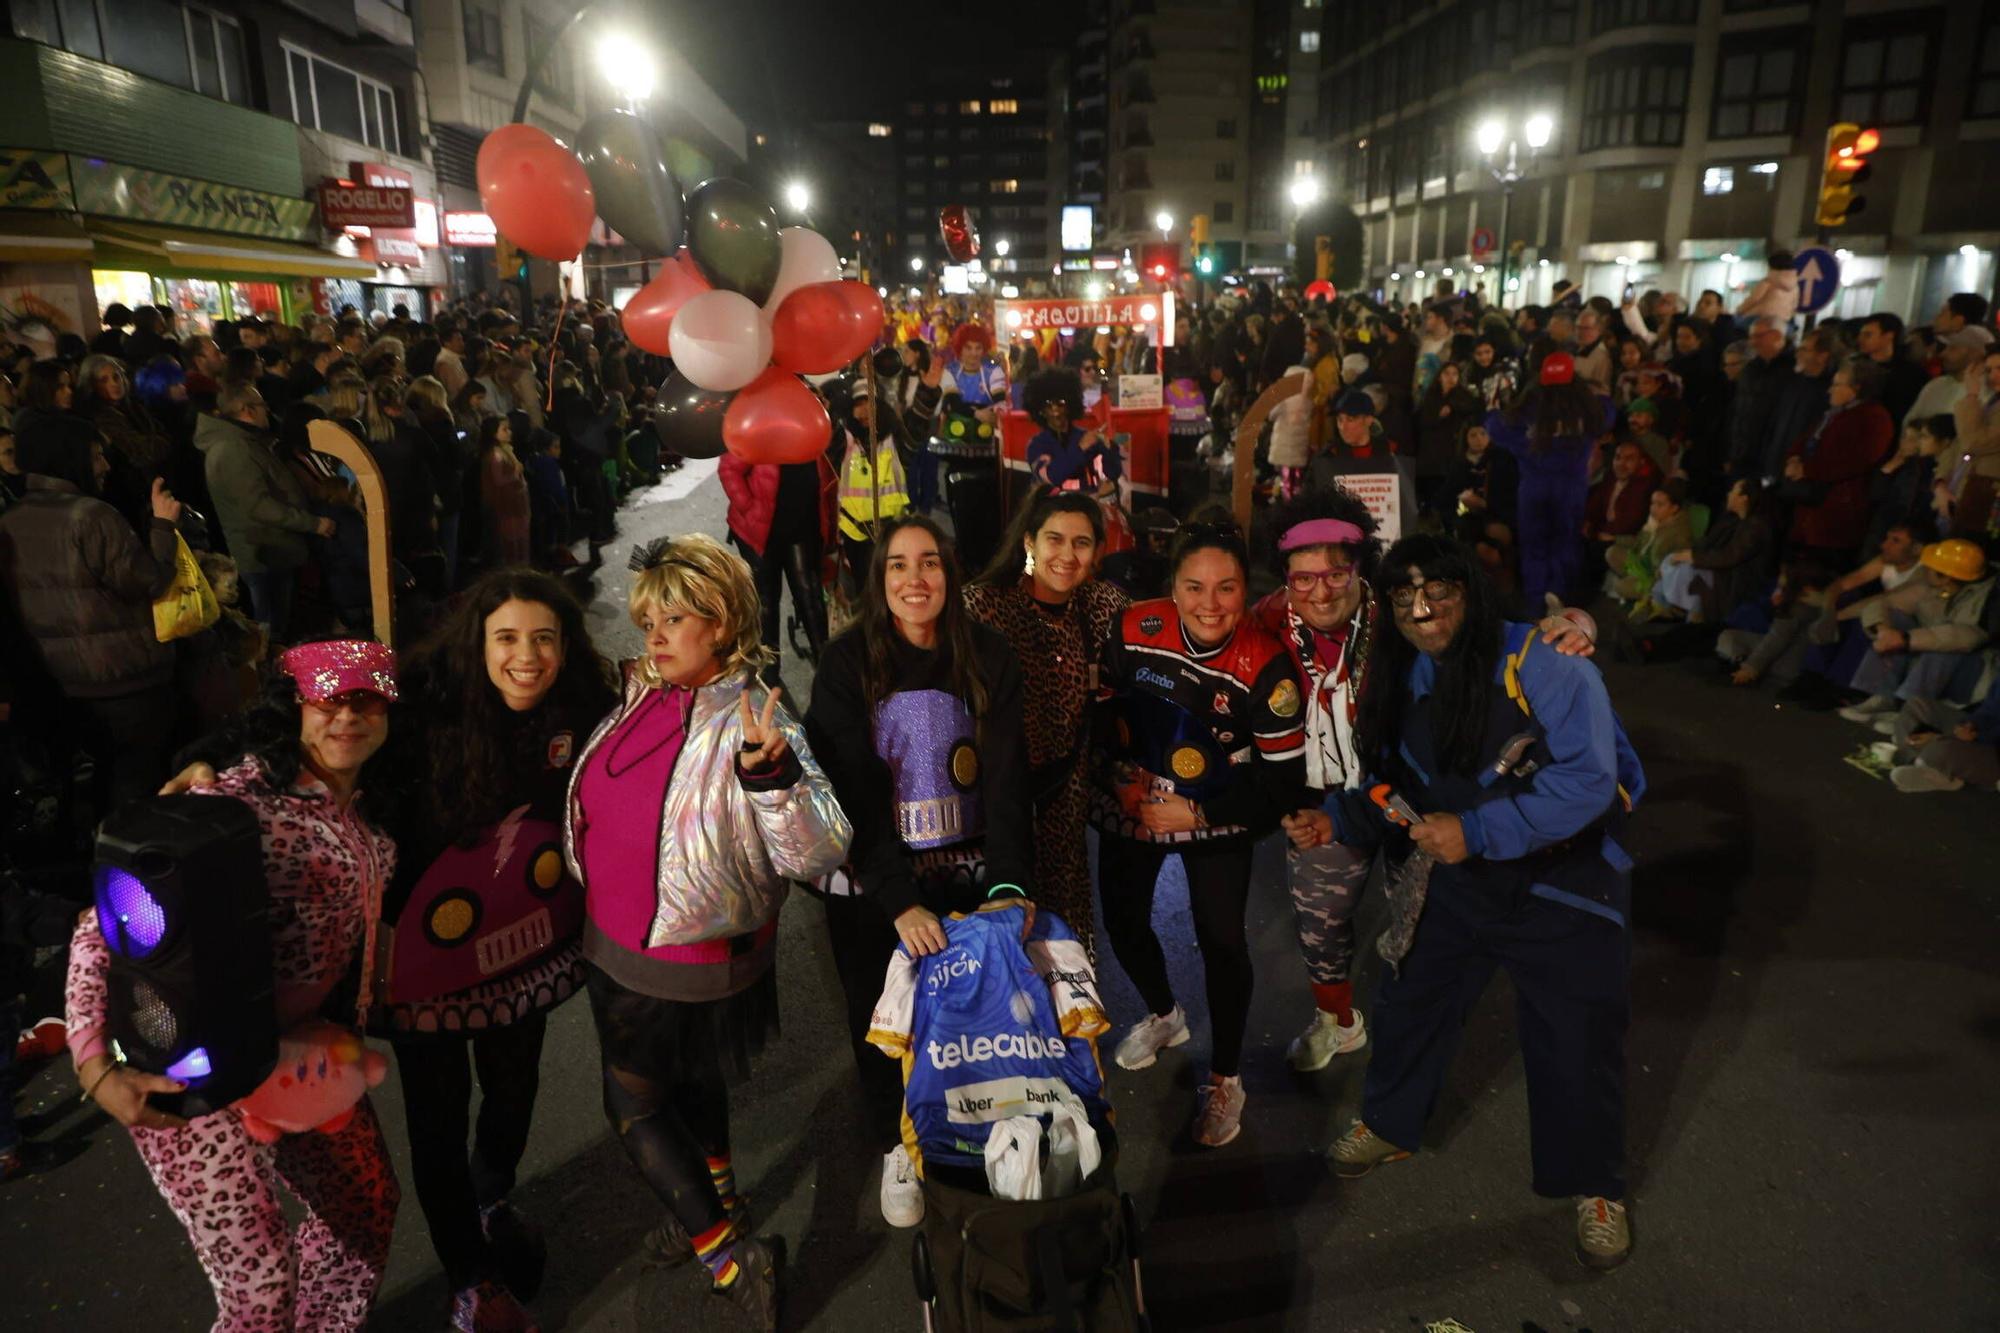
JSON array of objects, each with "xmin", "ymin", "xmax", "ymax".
[{"xmin": 92, "ymin": 795, "xmax": 277, "ymax": 1118}]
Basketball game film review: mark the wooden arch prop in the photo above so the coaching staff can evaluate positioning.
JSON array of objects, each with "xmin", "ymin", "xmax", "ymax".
[
  {"xmin": 305, "ymin": 419, "xmax": 397, "ymax": 647},
  {"xmin": 1231, "ymin": 375, "xmax": 1306, "ymax": 531}
]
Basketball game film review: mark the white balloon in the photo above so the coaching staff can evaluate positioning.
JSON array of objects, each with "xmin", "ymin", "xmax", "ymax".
[
  {"xmin": 669, "ymin": 290, "xmax": 772, "ymax": 391},
  {"xmin": 763, "ymin": 227, "xmax": 842, "ymax": 312}
]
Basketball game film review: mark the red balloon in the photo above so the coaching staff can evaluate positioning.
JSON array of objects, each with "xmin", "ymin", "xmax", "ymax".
[
  {"xmin": 1304, "ymin": 279, "xmax": 1338, "ymax": 303},
  {"xmin": 938, "ymin": 205, "xmax": 979, "ymax": 263},
  {"xmin": 477, "ymin": 124, "xmax": 595, "ymax": 261},
  {"xmin": 620, "ymin": 249, "xmax": 710, "ymax": 355},
  {"xmin": 770, "ymin": 280, "xmax": 882, "ymax": 374},
  {"xmin": 723, "ymin": 368, "xmax": 832, "ymax": 464}
]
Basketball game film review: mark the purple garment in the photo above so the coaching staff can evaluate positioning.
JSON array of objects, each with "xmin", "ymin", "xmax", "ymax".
[
  {"xmin": 575, "ymin": 687, "xmax": 688, "ymax": 948},
  {"xmin": 874, "ymin": 688, "xmax": 984, "ymax": 849}
]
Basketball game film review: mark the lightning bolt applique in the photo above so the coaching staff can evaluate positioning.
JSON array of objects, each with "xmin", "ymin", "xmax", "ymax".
[{"xmin": 491, "ymin": 805, "xmax": 531, "ymax": 876}]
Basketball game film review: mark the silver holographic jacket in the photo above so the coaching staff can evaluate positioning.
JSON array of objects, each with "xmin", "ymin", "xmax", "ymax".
[{"xmin": 564, "ymin": 667, "xmax": 851, "ymax": 956}]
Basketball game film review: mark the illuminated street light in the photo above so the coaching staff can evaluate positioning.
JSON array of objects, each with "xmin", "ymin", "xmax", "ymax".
[
  {"xmin": 1154, "ymin": 210, "xmax": 1174, "ymax": 236},
  {"xmin": 784, "ymin": 181, "xmax": 810, "ymax": 214},
  {"xmin": 1524, "ymin": 113, "xmax": 1554, "ymax": 149},
  {"xmin": 1475, "ymin": 114, "xmax": 1554, "ymax": 301},
  {"xmin": 995, "ymin": 238, "xmax": 1011, "ymax": 257},
  {"xmin": 1288, "ymin": 176, "xmax": 1321, "ymax": 209},
  {"xmin": 910, "ymin": 256, "xmax": 925, "ymax": 272},
  {"xmin": 596, "ymin": 34, "xmax": 656, "ymax": 105},
  {"xmin": 1475, "ymin": 118, "xmax": 1506, "ymax": 156}
]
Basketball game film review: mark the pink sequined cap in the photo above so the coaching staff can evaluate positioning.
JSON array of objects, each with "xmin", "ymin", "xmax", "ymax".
[{"xmin": 280, "ymin": 639, "xmax": 399, "ymax": 702}]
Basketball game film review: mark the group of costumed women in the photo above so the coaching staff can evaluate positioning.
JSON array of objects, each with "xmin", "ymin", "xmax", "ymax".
[{"xmin": 66, "ymin": 477, "xmax": 1592, "ymax": 1332}]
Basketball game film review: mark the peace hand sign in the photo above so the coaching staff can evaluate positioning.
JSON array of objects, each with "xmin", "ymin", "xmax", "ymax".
[{"xmin": 738, "ymin": 685, "xmax": 790, "ymax": 770}]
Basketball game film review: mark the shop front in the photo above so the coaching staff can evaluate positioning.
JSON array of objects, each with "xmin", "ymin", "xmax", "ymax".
[
  {"xmin": 310, "ymin": 159, "xmax": 450, "ymax": 320},
  {"xmin": 2, "ymin": 147, "xmax": 377, "ymax": 339}
]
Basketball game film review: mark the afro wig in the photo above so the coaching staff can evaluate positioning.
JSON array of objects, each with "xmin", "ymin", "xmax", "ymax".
[{"xmin": 1022, "ymin": 366, "xmax": 1086, "ymax": 423}]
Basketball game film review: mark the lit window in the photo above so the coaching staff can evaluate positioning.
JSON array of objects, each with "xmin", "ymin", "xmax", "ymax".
[
  {"xmin": 1293, "ymin": 158, "xmax": 1315, "ymax": 176},
  {"xmin": 1702, "ymin": 165, "xmax": 1734, "ymax": 195},
  {"xmin": 991, "ymin": 179, "xmax": 1019, "ymax": 193},
  {"xmin": 868, "ymin": 122, "xmax": 892, "ymax": 137},
  {"xmin": 960, "ymin": 100, "xmax": 983, "ymax": 114},
  {"xmin": 1300, "ymin": 31, "xmax": 1320, "ymax": 53},
  {"xmin": 989, "ymin": 99, "xmax": 1019, "ymax": 114}
]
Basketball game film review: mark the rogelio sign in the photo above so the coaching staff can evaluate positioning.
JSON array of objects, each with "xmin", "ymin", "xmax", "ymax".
[
  {"xmin": 443, "ymin": 211, "xmax": 497, "ymax": 247},
  {"xmin": 318, "ymin": 181, "xmax": 414, "ymax": 229}
]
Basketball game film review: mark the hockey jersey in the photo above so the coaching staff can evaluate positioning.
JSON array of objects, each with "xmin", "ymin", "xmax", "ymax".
[
  {"xmin": 1094, "ymin": 598, "xmax": 1307, "ymax": 842},
  {"xmin": 867, "ymin": 901, "xmax": 1110, "ymax": 1174}
]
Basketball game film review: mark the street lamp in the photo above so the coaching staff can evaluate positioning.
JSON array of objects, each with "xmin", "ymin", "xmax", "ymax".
[
  {"xmin": 1474, "ymin": 112, "xmax": 1555, "ymax": 306},
  {"xmin": 909, "ymin": 256, "xmax": 925, "ymax": 273},
  {"xmin": 595, "ymin": 33, "xmax": 656, "ymax": 106},
  {"xmin": 994, "ymin": 238, "xmax": 1011, "ymax": 257},
  {"xmin": 1154, "ymin": 210, "xmax": 1174, "ymax": 240},
  {"xmin": 784, "ymin": 181, "xmax": 810, "ymax": 214},
  {"xmin": 1288, "ymin": 176, "xmax": 1321, "ymax": 210}
]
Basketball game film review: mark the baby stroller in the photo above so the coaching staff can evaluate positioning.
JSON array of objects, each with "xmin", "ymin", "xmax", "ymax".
[
  {"xmin": 912, "ymin": 1137, "xmax": 1150, "ymax": 1332},
  {"xmin": 871, "ymin": 901, "xmax": 1151, "ymax": 1331}
]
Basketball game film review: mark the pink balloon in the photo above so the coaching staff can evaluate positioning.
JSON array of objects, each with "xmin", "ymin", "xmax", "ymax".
[
  {"xmin": 669, "ymin": 289, "xmax": 772, "ymax": 392},
  {"xmin": 723, "ymin": 368, "xmax": 832, "ymax": 464},
  {"xmin": 620, "ymin": 249, "xmax": 710, "ymax": 355},
  {"xmin": 476, "ymin": 124, "xmax": 595, "ymax": 261}
]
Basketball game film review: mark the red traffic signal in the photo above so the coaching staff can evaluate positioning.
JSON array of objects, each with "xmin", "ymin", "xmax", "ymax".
[
  {"xmin": 1138, "ymin": 241, "xmax": 1179, "ymax": 282},
  {"xmin": 1817, "ymin": 122, "xmax": 1877, "ymax": 229}
]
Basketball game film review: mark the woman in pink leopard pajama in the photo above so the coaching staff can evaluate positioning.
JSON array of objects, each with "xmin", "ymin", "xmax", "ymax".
[{"xmin": 65, "ymin": 641, "xmax": 402, "ymax": 1332}]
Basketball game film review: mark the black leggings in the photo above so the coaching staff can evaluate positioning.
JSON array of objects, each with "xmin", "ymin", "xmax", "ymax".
[
  {"xmin": 585, "ymin": 970, "xmax": 732, "ymax": 1240},
  {"xmin": 393, "ymin": 1015, "xmax": 548, "ymax": 1288},
  {"xmin": 733, "ymin": 531, "xmax": 826, "ymax": 671},
  {"xmin": 1097, "ymin": 836, "xmax": 1256, "ymax": 1077}
]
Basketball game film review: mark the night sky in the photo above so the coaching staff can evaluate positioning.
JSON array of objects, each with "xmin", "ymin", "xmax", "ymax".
[{"xmin": 641, "ymin": 0, "xmax": 1078, "ymax": 126}]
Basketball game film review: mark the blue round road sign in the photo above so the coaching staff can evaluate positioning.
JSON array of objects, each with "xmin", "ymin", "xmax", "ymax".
[{"xmin": 1792, "ymin": 247, "xmax": 1842, "ymax": 314}]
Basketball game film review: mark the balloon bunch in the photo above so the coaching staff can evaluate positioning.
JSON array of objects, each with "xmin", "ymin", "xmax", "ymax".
[{"xmin": 475, "ymin": 113, "xmax": 885, "ymax": 465}]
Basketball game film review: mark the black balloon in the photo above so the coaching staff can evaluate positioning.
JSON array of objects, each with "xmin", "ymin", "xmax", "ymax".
[
  {"xmin": 684, "ymin": 177, "xmax": 782, "ymax": 306},
  {"xmin": 652, "ymin": 371, "xmax": 733, "ymax": 460},
  {"xmin": 574, "ymin": 110, "xmax": 684, "ymax": 256}
]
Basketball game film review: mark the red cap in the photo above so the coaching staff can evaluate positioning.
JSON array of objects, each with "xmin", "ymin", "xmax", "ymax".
[{"xmin": 1539, "ymin": 351, "xmax": 1576, "ymax": 386}]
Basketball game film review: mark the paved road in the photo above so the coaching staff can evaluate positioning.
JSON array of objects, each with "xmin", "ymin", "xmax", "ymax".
[{"xmin": 6, "ymin": 466, "xmax": 1997, "ymax": 1331}]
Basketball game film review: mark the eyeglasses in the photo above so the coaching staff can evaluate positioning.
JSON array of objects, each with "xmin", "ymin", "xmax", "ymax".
[
  {"xmin": 1286, "ymin": 567, "xmax": 1356, "ymax": 593},
  {"xmin": 1388, "ymin": 579, "xmax": 1464, "ymax": 610},
  {"xmin": 300, "ymin": 691, "xmax": 390, "ymax": 717}
]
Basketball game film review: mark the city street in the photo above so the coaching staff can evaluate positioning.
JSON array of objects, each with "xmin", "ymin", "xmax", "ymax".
[{"xmin": 5, "ymin": 467, "xmax": 1996, "ymax": 1332}]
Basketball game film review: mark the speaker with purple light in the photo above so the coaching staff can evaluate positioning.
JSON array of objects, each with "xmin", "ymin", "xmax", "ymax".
[{"xmin": 93, "ymin": 796, "xmax": 277, "ymax": 1118}]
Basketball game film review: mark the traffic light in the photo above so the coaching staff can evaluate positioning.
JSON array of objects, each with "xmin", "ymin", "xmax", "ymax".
[
  {"xmin": 1816, "ymin": 122, "xmax": 1878, "ymax": 229},
  {"xmin": 1196, "ymin": 249, "xmax": 1216, "ymax": 275},
  {"xmin": 1190, "ymin": 213, "xmax": 1211, "ymax": 245},
  {"xmin": 1314, "ymin": 235, "xmax": 1334, "ymax": 282},
  {"xmin": 495, "ymin": 235, "xmax": 527, "ymax": 282},
  {"xmin": 1139, "ymin": 241, "xmax": 1179, "ymax": 282}
]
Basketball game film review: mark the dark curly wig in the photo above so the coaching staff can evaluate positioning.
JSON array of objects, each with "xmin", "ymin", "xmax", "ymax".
[
  {"xmin": 1022, "ymin": 366, "xmax": 1085, "ymax": 423},
  {"xmin": 1264, "ymin": 485, "xmax": 1382, "ymax": 581}
]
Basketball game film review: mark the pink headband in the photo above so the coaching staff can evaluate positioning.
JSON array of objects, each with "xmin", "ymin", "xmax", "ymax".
[
  {"xmin": 280, "ymin": 640, "xmax": 399, "ymax": 702},
  {"xmin": 1279, "ymin": 518, "xmax": 1365, "ymax": 551}
]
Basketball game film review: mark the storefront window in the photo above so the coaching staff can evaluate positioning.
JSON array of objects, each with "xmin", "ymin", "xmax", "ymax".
[
  {"xmin": 230, "ymin": 282, "xmax": 282, "ymax": 319},
  {"xmin": 162, "ymin": 277, "xmax": 226, "ymax": 335},
  {"xmin": 320, "ymin": 278, "xmax": 367, "ymax": 318},
  {"xmin": 92, "ymin": 270, "xmax": 156, "ymax": 323},
  {"xmin": 367, "ymin": 284, "xmax": 420, "ymax": 319}
]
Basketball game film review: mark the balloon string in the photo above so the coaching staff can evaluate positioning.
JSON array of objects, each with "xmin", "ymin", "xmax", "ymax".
[
  {"xmin": 546, "ymin": 299, "xmax": 565, "ymax": 414},
  {"xmin": 580, "ymin": 258, "xmax": 657, "ymax": 270}
]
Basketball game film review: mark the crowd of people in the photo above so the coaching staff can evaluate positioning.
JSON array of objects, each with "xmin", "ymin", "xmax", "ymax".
[{"xmin": 0, "ymin": 258, "xmax": 1994, "ymax": 1332}]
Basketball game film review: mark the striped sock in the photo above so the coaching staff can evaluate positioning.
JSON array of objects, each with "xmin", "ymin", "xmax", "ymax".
[
  {"xmin": 692, "ymin": 1217, "xmax": 740, "ymax": 1288},
  {"xmin": 706, "ymin": 1154, "xmax": 740, "ymax": 1214}
]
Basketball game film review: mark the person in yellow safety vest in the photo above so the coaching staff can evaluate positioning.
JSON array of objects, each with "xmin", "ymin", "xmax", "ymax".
[{"xmin": 837, "ymin": 376, "xmax": 912, "ymax": 578}]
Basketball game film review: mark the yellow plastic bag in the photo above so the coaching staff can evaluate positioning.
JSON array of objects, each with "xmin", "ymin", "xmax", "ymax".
[{"xmin": 152, "ymin": 533, "xmax": 220, "ymax": 642}]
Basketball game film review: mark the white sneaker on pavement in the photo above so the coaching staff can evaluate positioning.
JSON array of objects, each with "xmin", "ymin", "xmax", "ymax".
[
  {"xmin": 1837, "ymin": 695, "xmax": 1898, "ymax": 723},
  {"xmin": 1890, "ymin": 763, "xmax": 1964, "ymax": 793},
  {"xmin": 880, "ymin": 1145, "xmax": 923, "ymax": 1228},
  {"xmin": 1113, "ymin": 1005, "xmax": 1190, "ymax": 1071},
  {"xmin": 1286, "ymin": 1009, "xmax": 1367, "ymax": 1072}
]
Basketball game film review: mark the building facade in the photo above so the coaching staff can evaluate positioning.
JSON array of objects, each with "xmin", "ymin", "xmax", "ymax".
[
  {"xmin": 1, "ymin": 0, "xmax": 439, "ymax": 345},
  {"xmin": 893, "ymin": 63, "xmax": 1054, "ymax": 289},
  {"xmin": 1316, "ymin": 0, "xmax": 2000, "ymax": 319}
]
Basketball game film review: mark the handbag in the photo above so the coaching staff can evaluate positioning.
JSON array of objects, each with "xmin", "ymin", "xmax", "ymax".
[{"xmin": 151, "ymin": 532, "xmax": 221, "ymax": 642}]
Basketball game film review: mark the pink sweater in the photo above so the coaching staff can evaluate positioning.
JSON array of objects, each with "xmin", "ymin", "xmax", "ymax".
[
  {"xmin": 67, "ymin": 758, "xmax": 396, "ymax": 1067},
  {"xmin": 573, "ymin": 686, "xmax": 689, "ymax": 954}
]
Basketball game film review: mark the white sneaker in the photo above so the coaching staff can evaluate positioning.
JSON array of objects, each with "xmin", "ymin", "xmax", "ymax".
[
  {"xmin": 1871, "ymin": 715, "xmax": 1901, "ymax": 736},
  {"xmin": 1113, "ymin": 1005, "xmax": 1190, "ymax": 1071},
  {"xmin": 1286, "ymin": 1009, "xmax": 1367, "ymax": 1072},
  {"xmin": 1837, "ymin": 696, "xmax": 1898, "ymax": 723},
  {"xmin": 880, "ymin": 1145, "xmax": 923, "ymax": 1227},
  {"xmin": 1890, "ymin": 763, "xmax": 1964, "ymax": 793}
]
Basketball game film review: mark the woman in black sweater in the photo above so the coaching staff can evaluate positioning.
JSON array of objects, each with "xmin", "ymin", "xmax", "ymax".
[{"xmin": 803, "ymin": 513, "xmax": 1032, "ymax": 1230}]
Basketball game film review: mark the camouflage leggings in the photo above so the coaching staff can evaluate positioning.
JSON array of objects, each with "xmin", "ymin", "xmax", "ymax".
[{"xmin": 1287, "ymin": 839, "xmax": 1370, "ymax": 985}]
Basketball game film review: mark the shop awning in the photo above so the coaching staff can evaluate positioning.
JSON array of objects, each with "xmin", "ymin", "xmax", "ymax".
[
  {"xmin": 0, "ymin": 214, "xmax": 94, "ymax": 263},
  {"xmin": 86, "ymin": 222, "xmax": 376, "ymax": 281}
]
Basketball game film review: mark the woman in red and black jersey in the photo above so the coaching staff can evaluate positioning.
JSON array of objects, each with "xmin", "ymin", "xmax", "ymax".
[{"xmin": 1093, "ymin": 518, "xmax": 1307, "ymax": 1147}]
